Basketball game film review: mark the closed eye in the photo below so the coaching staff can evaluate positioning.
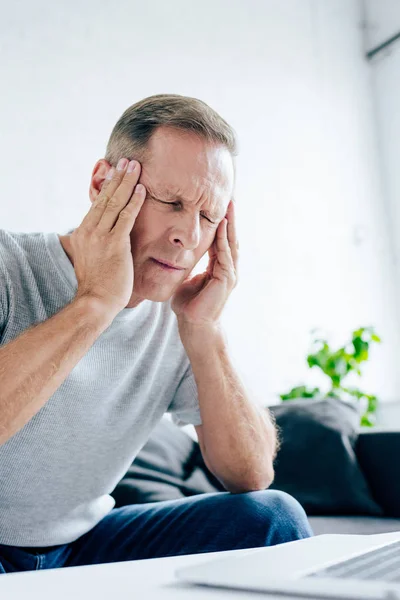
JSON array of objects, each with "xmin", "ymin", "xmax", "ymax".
[{"xmin": 158, "ymin": 200, "xmax": 216, "ymax": 224}]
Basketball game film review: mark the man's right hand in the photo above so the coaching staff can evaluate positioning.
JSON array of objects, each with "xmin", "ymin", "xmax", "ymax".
[{"xmin": 72, "ymin": 157, "xmax": 146, "ymax": 317}]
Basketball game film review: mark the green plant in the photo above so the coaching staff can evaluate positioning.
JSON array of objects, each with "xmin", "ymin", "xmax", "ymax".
[{"xmin": 279, "ymin": 327, "xmax": 382, "ymax": 427}]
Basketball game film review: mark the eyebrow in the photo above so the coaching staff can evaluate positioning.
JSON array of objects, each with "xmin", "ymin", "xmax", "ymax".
[{"xmin": 147, "ymin": 187, "xmax": 222, "ymax": 221}]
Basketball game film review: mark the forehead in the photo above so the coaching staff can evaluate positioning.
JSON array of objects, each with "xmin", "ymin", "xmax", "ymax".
[{"xmin": 140, "ymin": 127, "xmax": 234, "ymax": 209}]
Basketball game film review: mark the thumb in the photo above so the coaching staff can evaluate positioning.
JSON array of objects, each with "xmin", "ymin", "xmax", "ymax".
[{"xmin": 183, "ymin": 273, "xmax": 208, "ymax": 292}]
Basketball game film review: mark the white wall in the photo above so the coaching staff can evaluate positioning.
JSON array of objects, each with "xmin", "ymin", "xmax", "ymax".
[
  {"xmin": 1, "ymin": 0, "xmax": 399, "ymax": 407},
  {"xmin": 363, "ymin": 0, "xmax": 400, "ymax": 318}
]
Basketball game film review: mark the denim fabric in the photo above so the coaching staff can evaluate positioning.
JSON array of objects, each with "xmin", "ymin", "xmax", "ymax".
[{"xmin": 0, "ymin": 490, "xmax": 313, "ymax": 574}]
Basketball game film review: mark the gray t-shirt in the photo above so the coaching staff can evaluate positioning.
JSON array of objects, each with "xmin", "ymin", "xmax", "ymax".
[{"xmin": 0, "ymin": 229, "xmax": 201, "ymax": 547}]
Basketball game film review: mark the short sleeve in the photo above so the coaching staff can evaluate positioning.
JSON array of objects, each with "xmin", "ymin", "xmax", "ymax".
[{"xmin": 168, "ymin": 362, "xmax": 202, "ymax": 427}]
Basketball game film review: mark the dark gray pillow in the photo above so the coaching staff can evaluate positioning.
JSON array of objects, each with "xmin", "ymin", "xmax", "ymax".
[
  {"xmin": 268, "ymin": 398, "xmax": 383, "ymax": 516},
  {"xmin": 111, "ymin": 419, "xmax": 222, "ymax": 506}
]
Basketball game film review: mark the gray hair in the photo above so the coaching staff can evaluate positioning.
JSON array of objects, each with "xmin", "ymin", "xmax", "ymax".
[{"xmin": 105, "ymin": 93, "xmax": 238, "ymax": 167}]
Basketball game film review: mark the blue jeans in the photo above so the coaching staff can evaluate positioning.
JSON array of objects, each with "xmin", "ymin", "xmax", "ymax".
[{"xmin": 0, "ymin": 490, "xmax": 313, "ymax": 574}]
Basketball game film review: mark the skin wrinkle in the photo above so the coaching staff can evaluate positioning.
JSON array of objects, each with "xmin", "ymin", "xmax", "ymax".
[
  {"xmin": 143, "ymin": 165, "xmax": 227, "ymax": 219},
  {"xmin": 141, "ymin": 130, "xmax": 230, "ymax": 215},
  {"xmin": 146, "ymin": 189, "xmax": 223, "ymax": 224}
]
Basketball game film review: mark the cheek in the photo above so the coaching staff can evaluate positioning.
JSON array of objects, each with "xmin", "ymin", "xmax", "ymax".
[
  {"xmin": 132, "ymin": 204, "xmax": 159, "ymax": 234},
  {"xmin": 197, "ymin": 231, "xmax": 217, "ymax": 259},
  {"xmin": 129, "ymin": 205, "xmax": 167, "ymax": 250}
]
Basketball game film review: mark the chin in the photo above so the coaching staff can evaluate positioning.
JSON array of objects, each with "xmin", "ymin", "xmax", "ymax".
[
  {"xmin": 131, "ymin": 266, "xmax": 185, "ymax": 304},
  {"xmin": 147, "ymin": 290, "xmax": 173, "ymax": 303},
  {"xmin": 133, "ymin": 284, "xmax": 176, "ymax": 304}
]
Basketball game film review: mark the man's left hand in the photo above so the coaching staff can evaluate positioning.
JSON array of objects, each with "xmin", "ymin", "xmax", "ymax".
[{"xmin": 171, "ymin": 200, "xmax": 238, "ymax": 329}]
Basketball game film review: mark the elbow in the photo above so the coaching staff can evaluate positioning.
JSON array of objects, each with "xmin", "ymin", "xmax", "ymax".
[
  {"xmin": 257, "ymin": 465, "xmax": 275, "ymax": 491},
  {"xmin": 221, "ymin": 464, "xmax": 275, "ymax": 494}
]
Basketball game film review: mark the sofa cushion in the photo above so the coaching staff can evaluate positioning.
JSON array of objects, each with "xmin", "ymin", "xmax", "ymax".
[
  {"xmin": 268, "ymin": 398, "xmax": 383, "ymax": 516},
  {"xmin": 356, "ymin": 430, "xmax": 400, "ymax": 517},
  {"xmin": 309, "ymin": 516, "xmax": 400, "ymax": 536},
  {"xmin": 111, "ymin": 418, "xmax": 223, "ymax": 507}
]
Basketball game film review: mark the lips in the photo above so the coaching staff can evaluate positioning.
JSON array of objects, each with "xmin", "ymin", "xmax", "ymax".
[{"xmin": 151, "ymin": 258, "xmax": 185, "ymax": 270}]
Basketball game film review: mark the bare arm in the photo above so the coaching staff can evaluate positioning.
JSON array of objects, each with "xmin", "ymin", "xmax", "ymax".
[
  {"xmin": 0, "ymin": 297, "xmax": 113, "ymax": 446},
  {"xmin": 182, "ymin": 326, "xmax": 277, "ymax": 493}
]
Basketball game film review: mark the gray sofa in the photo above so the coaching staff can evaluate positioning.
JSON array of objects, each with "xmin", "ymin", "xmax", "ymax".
[
  {"xmin": 309, "ymin": 429, "xmax": 400, "ymax": 535},
  {"xmin": 111, "ymin": 419, "xmax": 400, "ymax": 537}
]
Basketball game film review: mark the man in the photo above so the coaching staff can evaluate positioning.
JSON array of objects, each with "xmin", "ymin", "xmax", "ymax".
[{"xmin": 0, "ymin": 94, "xmax": 312, "ymax": 574}]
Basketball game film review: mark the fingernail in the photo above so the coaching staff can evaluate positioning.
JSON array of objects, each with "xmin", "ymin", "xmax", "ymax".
[
  {"xmin": 117, "ymin": 158, "xmax": 128, "ymax": 171},
  {"xmin": 135, "ymin": 184, "xmax": 145, "ymax": 194},
  {"xmin": 106, "ymin": 167, "xmax": 114, "ymax": 180},
  {"xmin": 127, "ymin": 160, "xmax": 137, "ymax": 173}
]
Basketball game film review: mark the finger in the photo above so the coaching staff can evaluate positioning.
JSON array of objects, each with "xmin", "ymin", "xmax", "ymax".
[
  {"xmin": 79, "ymin": 165, "xmax": 115, "ymax": 231},
  {"xmin": 81, "ymin": 159, "xmax": 139, "ymax": 231},
  {"xmin": 206, "ymin": 239, "xmax": 217, "ymax": 276},
  {"xmin": 98, "ymin": 159, "xmax": 133, "ymax": 202},
  {"xmin": 97, "ymin": 159, "xmax": 142, "ymax": 231},
  {"xmin": 226, "ymin": 200, "xmax": 239, "ymax": 269},
  {"xmin": 112, "ymin": 183, "xmax": 147, "ymax": 236},
  {"xmin": 80, "ymin": 163, "xmax": 123, "ymax": 230},
  {"xmin": 179, "ymin": 273, "xmax": 208, "ymax": 296},
  {"xmin": 215, "ymin": 219, "xmax": 234, "ymax": 275}
]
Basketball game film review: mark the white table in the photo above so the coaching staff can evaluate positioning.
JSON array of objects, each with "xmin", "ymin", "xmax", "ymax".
[
  {"xmin": 0, "ymin": 547, "xmax": 273, "ymax": 600},
  {"xmin": 2, "ymin": 532, "xmax": 400, "ymax": 600}
]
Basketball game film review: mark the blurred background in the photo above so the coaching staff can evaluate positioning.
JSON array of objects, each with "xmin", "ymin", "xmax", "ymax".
[{"xmin": 1, "ymin": 0, "xmax": 399, "ymax": 423}]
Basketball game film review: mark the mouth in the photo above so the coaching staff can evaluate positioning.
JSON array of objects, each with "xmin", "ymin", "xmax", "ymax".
[{"xmin": 150, "ymin": 258, "xmax": 185, "ymax": 272}]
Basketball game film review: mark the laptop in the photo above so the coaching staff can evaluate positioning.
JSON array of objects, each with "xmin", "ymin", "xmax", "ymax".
[{"xmin": 176, "ymin": 531, "xmax": 400, "ymax": 599}]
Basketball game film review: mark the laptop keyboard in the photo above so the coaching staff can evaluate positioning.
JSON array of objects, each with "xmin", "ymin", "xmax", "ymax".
[{"xmin": 309, "ymin": 540, "xmax": 400, "ymax": 582}]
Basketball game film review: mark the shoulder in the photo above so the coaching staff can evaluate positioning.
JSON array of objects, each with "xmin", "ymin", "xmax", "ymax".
[
  {"xmin": 0, "ymin": 229, "xmax": 46, "ymax": 278},
  {"xmin": 0, "ymin": 229, "xmax": 46, "ymax": 311},
  {"xmin": 0, "ymin": 228, "xmax": 44, "ymax": 260}
]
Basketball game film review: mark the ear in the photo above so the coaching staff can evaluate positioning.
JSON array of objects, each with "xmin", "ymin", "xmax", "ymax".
[{"xmin": 89, "ymin": 159, "xmax": 111, "ymax": 203}]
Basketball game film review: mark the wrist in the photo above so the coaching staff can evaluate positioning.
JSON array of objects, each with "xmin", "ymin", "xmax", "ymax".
[
  {"xmin": 72, "ymin": 295, "xmax": 118, "ymax": 329},
  {"xmin": 178, "ymin": 320, "xmax": 227, "ymax": 355}
]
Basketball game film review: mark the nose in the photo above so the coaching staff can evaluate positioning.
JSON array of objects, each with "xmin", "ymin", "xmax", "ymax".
[{"xmin": 169, "ymin": 213, "xmax": 201, "ymax": 250}]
